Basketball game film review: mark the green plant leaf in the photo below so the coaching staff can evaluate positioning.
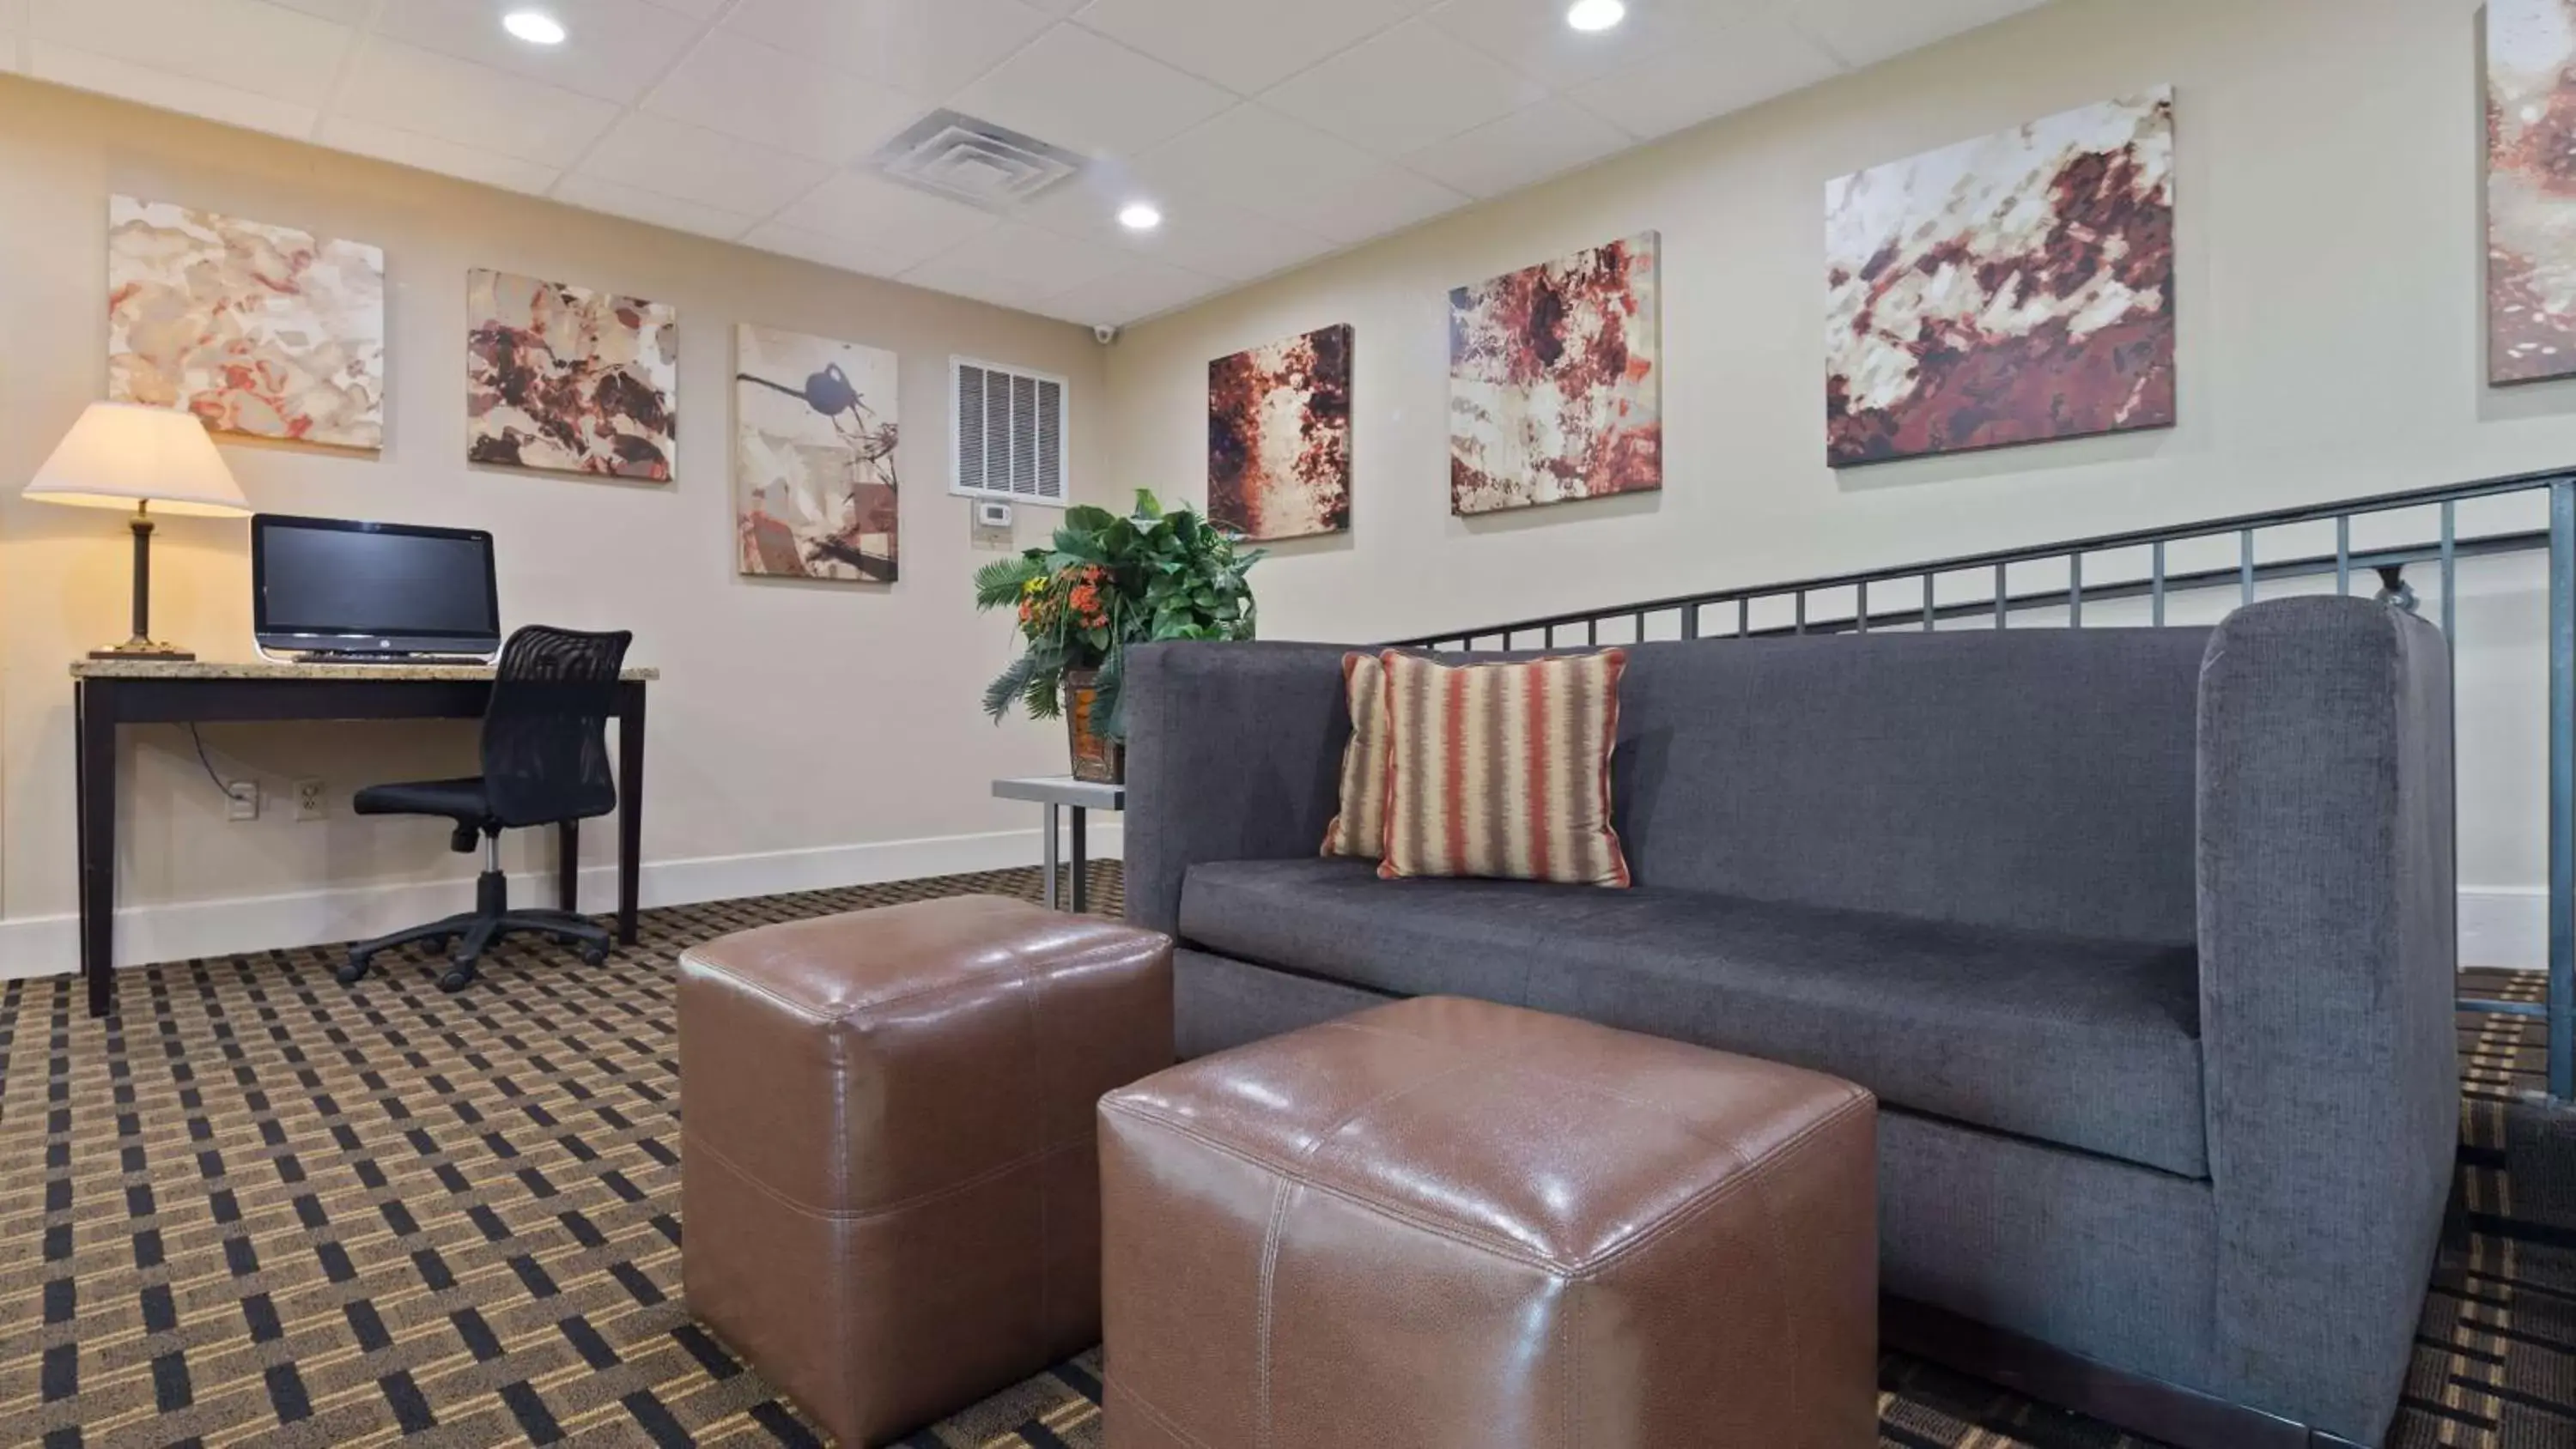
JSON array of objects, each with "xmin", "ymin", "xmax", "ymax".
[
  {"xmin": 1131, "ymin": 488, "xmax": 1163, "ymax": 520},
  {"xmin": 981, "ymin": 653, "xmax": 1038, "ymax": 723}
]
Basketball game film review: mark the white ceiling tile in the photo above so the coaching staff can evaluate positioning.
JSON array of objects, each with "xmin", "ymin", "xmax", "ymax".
[
  {"xmin": 723, "ymin": 0, "xmax": 1054, "ymax": 94},
  {"xmin": 1300, "ymin": 164, "xmax": 1470, "ymax": 246},
  {"xmin": 30, "ymin": 0, "xmax": 352, "ymax": 106},
  {"xmin": 1072, "ymin": 0, "xmax": 1426, "ymax": 95},
  {"xmin": 1426, "ymin": 0, "xmax": 1769, "ymax": 89},
  {"xmin": 29, "ymin": 42, "xmax": 319, "ymax": 137},
  {"xmin": 576, "ymin": 112, "xmax": 830, "ymax": 216},
  {"xmin": 644, "ymin": 28, "xmax": 927, "ymax": 164},
  {"xmin": 1566, "ymin": 15, "xmax": 1842, "ymax": 139},
  {"xmin": 338, "ymin": 38, "xmax": 620, "ymax": 166},
  {"xmin": 265, "ymin": 0, "xmax": 370, "ymax": 18},
  {"xmin": 770, "ymin": 171, "xmax": 1001, "ymax": 269},
  {"xmin": 1030, "ymin": 184, "xmax": 1335, "ymax": 282},
  {"xmin": 921, "ymin": 221, "xmax": 1133, "ymax": 294},
  {"xmin": 639, "ymin": 0, "xmax": 728, "ymax": 15},
  {"xmin": 743, "ymin": 219, "xmax": 944, "ymax": 280},
  {"xmin": 551, "ymin": 173, "xmax": 758, "ymax": 240},
  {"xmin": 1790, "ymin": 0, "xmax": 2050, "ymax": 70},
  {"xmin": 1138, "ymin": 105, "xmax": 1388, "ymax": 221},
  {"xmin": 317, "ymin": 115, "xmax": 563, "ymax": 194},
  {"xmin": 1405, "ymin": 96, "xmax": 1630, "ymax": 197},
  {"xmin": 365, "ymin": 0, "xmax": 704, "ymax": 106},
  {"xmin": 894, "ymin": 258, "xmax": 1059, "ymax": 312},
  {"xmin": 1036, "ymin": 258, "xmax": 1228, "ymax": 325},
  {"xmin": 1260, "ymin": 18, "xmax": 1543, "ymax": 155},
  {"xmin": 951, "ymin": 23, "xmax": 1233, "ymax": 159},
  {"xmin": 0, "ymin": 0, "xmax": 25, "ymax": 72}
]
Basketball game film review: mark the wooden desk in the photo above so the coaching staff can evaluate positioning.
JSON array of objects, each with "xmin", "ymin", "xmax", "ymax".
[{"xmin": 70, "ymin": 659, "xmax": 658, "ymax": 1019}]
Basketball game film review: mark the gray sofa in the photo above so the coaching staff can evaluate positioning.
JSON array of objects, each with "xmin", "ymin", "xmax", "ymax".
[{"xmin": 1121, "ymin": 596, "xmax": 2456, "ymax": 1446}]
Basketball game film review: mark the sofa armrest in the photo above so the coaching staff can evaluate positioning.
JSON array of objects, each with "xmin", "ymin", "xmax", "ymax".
[
  {"xmin": 1122, "ymin": 640, "xmax": 1356, "ymax": 935},
  {"xmin": 2196, "ymin": 597, "xmax": 2457, "ymax": 1439}
]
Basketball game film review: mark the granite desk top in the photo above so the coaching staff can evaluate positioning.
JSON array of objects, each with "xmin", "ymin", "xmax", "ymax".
[{"xmin": 71, "ymin": 659, "xmax": 660, "ymax": 682}]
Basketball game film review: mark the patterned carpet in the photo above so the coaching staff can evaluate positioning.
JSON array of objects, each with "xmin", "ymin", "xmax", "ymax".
[{"xmin": 0, "ymin": 861, "xmax": 2567, "ymax": 1448}]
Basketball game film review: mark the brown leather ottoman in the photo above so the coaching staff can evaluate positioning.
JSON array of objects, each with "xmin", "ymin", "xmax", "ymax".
[
  {"xmin": 677, "ymin": 895, "xmax": 1171, "ymax": 1447},
  {"xmin": 1099, "ymin": 995, "xmax": 1877, "ymax": 1448}
]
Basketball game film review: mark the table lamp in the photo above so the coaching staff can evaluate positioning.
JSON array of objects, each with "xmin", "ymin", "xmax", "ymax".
[{"xmin": 23, "ymin": 402, "xmax": 249, "ymax": 661}]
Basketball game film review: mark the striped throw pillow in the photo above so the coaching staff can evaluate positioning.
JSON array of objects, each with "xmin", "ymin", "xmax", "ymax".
[
  {"xmin": 1321, "ymin": 651, "xmax": 1389, "ymax": 858},
  {"xmin": 1377, "ymin": 649, "xmax": 1631, "ymax": 887}
]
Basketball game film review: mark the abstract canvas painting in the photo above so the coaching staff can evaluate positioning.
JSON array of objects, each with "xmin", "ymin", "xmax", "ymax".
[
  {"xmin": 106, "ymin": 196, "xmax": 386, "ymax": 450},
  {"xmin": 466, "ymin": 269, "xmax": 677, "ymax": 480},
  {"xmin": 1208, "ymin": 324, "xmax": 1352, "ymax": 541},
  {"xmin": 1449, "ymin": 233, "xmax": 1661, "ymax": 516},
  {"xmin": 1824, "ymin": 89, "xmax": 2176, "ymax": 467},
  {"xmin": 734, "ymin": 324, "xmax": 901, "ymax": 583},
  {"xmin": 2490, "ymin": 0, "xmax": 2576, "ymax": 383}
]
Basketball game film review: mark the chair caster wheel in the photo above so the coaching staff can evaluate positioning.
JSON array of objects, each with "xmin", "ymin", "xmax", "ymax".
[
  {"xmin": 422, "ymin": 936, "xmax": 453, "ymax": 955},
  {"xmin": 580, "ymin": 944, "xmax": 608, "ymax": 967},
  {"xmin": 439, "ymin": 965, "xmax": 476, "ymax": 993},
  {"xmin": 337, "ymin": 957, "xmax": 372, "ymax": 985}
]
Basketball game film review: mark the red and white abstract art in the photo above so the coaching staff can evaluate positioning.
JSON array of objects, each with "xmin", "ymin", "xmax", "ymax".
[
  {"xmin": 1208, "ymin": 324, "xmax": 1352, "ymax": 542},
  {"xmin": 1825, "ymin": 90, "xmax": 2176, "ymax": 467},
  {"xmin": 2490, "ymin": 0, "xmax": 2576, "ymax": 384},
  {"xmin": 106, "ymin": 196, "xmax": 386, "ymax": 450},
  {"xmin": 1449, "ymin": 233, "xmax": 1662, "ymax": 517}
]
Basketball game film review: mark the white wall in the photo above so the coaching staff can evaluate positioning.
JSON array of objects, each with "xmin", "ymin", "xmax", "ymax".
[
  {"xmin": 1100, "ymin": 0, "xmax": 2559, "ymax": 965},
  {"xmin": 0, "ymin": 76, "xmax": 1109, "ymax": 973}
]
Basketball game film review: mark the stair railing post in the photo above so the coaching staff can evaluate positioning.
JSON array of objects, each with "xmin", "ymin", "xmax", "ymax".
[{"xmin": 2551, "ymin": 482, "xmax": 2574, "ymax": 1100}]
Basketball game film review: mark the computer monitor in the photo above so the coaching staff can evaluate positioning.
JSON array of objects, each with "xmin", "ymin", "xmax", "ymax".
[{"xmin": 252, "ymin": 514, "xmax": 501, "ymax": 659}]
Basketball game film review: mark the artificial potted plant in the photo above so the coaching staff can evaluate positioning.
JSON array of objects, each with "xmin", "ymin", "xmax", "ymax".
[{"xmin": 976, "ymin": 489, "xmax": 1262, "ymax": 784}]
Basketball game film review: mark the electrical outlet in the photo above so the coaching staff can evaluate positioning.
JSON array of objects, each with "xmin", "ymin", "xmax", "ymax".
[
  {"xmin": 292, "ymin": 778, "xmax": 325, "ymax": 822},
  {"xmin": 224, "ymin": 780, "xmax": 260, "ymax": 822}
]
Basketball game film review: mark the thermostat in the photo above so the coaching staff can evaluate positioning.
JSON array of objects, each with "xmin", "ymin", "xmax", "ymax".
[{"xmin": 975, "ymin": 500, "xmax": 1015, "ymax": 529}]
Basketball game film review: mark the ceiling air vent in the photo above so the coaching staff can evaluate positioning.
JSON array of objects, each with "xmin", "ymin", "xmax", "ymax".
[
  {"xmin": 952, "ymin": 358, "xmax": 1068, "ymax": 506},
  {"xmin": 873, "ymin": 110, "xmax": 1087, "ymax": 211}
]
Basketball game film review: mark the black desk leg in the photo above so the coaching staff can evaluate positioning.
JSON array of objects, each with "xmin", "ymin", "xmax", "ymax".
[
  {"xmin": 1071, "ymin": 807, "xmax": 1089, "ymax": 914},
  {"xmin": 616, "ymin": 688, "xmax": 645, "ymax": 944},
  {"xmin": 557, "ymin": 819, "xmax": 580, "ymax": 912},
  {"xmin": 76, "ymin": 684, "xmax": 118, "ymax": 1019}
]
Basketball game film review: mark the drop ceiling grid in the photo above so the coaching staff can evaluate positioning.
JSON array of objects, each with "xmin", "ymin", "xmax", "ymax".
[{"xmin": 9, "ymin": 0, "xmax": 2052, "ymax": 326}]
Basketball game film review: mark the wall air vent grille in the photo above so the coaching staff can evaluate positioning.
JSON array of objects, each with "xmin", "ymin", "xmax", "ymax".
[
  {"xmin": 952, "ymin": 358, "xmax": 1067, "ymax": 506},
  {"xmin": 873, "ymin": 110, "xmax": 1087, "ymax": 211}
]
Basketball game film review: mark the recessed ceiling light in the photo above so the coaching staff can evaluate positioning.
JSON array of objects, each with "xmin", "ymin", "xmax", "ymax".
[
  {"xmin": 1565, "ymin": 0, "xmax": 1625, "ymax": 32},
  {"xmin": 502, "ymin": 9, "xmax": 568, "ymax": 45},
  {"xmin": 1118, "ymin": 202, "xmax": 1163, "ymax": 232}
]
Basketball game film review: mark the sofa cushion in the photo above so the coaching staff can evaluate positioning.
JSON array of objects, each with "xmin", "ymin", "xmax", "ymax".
[
  {"xmin": 1378, "ymin": 649, "xmax": 1631, "ymax": 886},
  {"xmin": 1320, "ymin": 651, "xmax": 1390, "ymax": 859},
  {"xmin": 1177, "ymin": 857, "xmax": 2206, "ymax": 1179}
]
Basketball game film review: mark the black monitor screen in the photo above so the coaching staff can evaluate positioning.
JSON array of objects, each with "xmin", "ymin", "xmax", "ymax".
[{"xmin": 254, "ymin": 517, "xmax": 499, "ymax": 643}]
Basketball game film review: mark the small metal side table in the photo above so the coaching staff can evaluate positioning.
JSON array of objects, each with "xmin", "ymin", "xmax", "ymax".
[{"xmin": 993, "ymin": 775, "xmax": 1126, "ymax": 912}]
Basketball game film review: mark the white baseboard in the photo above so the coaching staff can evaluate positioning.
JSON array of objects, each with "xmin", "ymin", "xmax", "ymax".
[
  {"xmin": 2461, "ymin": 885, "xmax": 2546, "ymax": 973},
  {"xmin": 0, "ymin": 822, "xmax": 1123, "ymax": 980}
]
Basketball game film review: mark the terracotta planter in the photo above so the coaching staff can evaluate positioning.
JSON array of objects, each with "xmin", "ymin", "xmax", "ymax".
[{"xmin": 1064, "ymin": 669, "xmax": 1126, "ymax": 785}]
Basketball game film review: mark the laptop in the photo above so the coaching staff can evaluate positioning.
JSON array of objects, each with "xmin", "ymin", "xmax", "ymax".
[{"xmin": 252, "ymin": 514, "xmax": 503, "ymax": 663}]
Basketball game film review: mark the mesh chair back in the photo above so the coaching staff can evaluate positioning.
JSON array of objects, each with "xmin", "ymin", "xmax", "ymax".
[{"xmin": 481, "ymin": 626, "xmax": 632, "ymax": 828}]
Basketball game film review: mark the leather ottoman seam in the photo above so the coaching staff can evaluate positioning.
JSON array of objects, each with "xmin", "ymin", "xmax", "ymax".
[{"xmin": 683, "ymin": 1125, "xmax": 1082, "ymax": 1222}]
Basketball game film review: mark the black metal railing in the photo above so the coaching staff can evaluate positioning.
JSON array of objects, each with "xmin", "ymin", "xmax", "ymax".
[{"xmin": 1398, "ymin": 464, "xmax": 2576, "ymax": 1101}]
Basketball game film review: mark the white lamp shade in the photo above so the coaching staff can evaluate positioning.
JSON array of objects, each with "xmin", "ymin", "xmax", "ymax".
[{"xmin": 22, "ymin": 402, "xmax": 249, "ymax": 517}]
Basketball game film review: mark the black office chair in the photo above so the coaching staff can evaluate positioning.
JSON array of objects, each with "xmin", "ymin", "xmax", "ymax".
[{"xmin": 339, "ymin": 625, "xmax": 633, "ymax": 993}]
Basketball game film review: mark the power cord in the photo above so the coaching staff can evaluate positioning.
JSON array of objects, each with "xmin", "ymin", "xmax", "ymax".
[{"xmin": 185, "ymin": 724, "xmax": 235, "ymax": 796}]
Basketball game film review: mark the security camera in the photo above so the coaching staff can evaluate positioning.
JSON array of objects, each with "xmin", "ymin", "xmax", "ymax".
[{"xmin": 1093, "ymin": 324, "xmax": 1120, "ymax": 346}]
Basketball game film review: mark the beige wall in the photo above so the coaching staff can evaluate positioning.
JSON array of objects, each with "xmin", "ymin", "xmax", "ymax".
[
  {"xmin": 0, "ymin": 76, "xmax": 1104, "ymax": 970},
  {"xmin": 1101, "ymin": 0, "xmax": 2559, "ymax": 961}
]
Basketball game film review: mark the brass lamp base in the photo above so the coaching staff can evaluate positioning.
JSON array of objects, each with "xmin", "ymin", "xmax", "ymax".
[{"xmin": 90, "ymin": 637, "xmax": 193, "ymax": 662}]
